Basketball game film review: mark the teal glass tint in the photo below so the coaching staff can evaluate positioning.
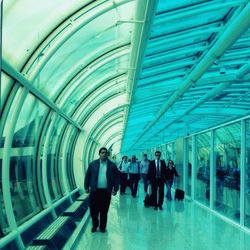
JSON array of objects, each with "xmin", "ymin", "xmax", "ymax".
[
  {"xmin": 2, "ymin": 0, "xmax": 86, "ymax": 66},
  {"xmin": 245, "ymin": 119, "xmax": 250, "ymax": 228},
  {"xmin": 0, "ymin": 73, "xmax": 14, "ymax": 112},
  {"xmin": 29, "ymin": 2, "xmax": 134, "ymax": 99},
  {"xmin": 64, "ymin": 127, "xmax": 79, "ymax": 191},
  {"xmin": 9, "ymin": 94, "xmax": 48, "ymax": 225},
  {"xmin": 214, "ymin": 122, "xmax": 241, "ymax": 222},
  {"xmin": 166, "ymin": 143, "xmax": 173, "ymax": 161},
  {"xmin": 46, "ymin": 116, "xmax": 66, "ymax": 199},
  {"xmin": 0, "ymin": 158, "xmax": 9, "ymax": 237},
  {"xmin": 60, "ymin": 53, "xmax": 129, "ymax": 116},
  {"xmin": 9, "ymin": 156, "xmax": 41, "ymax": 225},
  {"xmin": 195, "ymin": 132, "xmax": 210, "ymax": 206},
  {"xmin": 12, "ymin": 94, "xmax": 48, "ymax": 147},
  {"xmin": 187, "ymin": 137, "xmax": 192, "ymax": 196},
  {"xmin": 156, "ymin": 0, "xmax": 207, "ymax": 13},
  {"xmin": 175, "ymin": 138, "xmax": 184, "ymax": 189}
]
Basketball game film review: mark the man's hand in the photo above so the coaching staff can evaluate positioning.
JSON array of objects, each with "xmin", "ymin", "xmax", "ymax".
[{"xmin": 112, "ymin": 191, "xmax": 117, "ymax": 196}]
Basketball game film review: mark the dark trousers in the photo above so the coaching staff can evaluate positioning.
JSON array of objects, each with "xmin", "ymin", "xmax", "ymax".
[
  {"xmin": 151, "ymin": 178, "xmax": 165, "ymax": 206},
  {"xmin": 89, "ymin": 189, "xmax": 111, "ymax": 230},
  {"xmin": 141, "ymin": 173, "xmax": 149, "ymax": 193},
  {"xmin": 130, "ymin": 174, "xmax": 139, "ymax": 197},
  {"xmin": 120, "ymin": 173, "xmax": 128, "ymax": 194}
]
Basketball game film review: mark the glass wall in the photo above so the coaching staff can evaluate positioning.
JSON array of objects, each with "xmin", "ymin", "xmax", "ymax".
[
  {"xmin": 66, "ymin": 128, "xmax": 79, "ymax": 190},
  {"xmin": 246, "ymin": 119, "xmax": 250, "ymax": 228},
  {"xmin": 175, "ymin": 138, "xmax": 183, "ymax": 189},
  {"xmin": 214, "ymin": 122, "xmax": 241, "ymax": 222},
  {"xmin": 45, "ymin": 115, "xmax": 66, "ymax": 200},
  {"xmin": 166, "ymin": 142, "xmax": 176, "ymax": 162},
  {"xmin": 10, "ymin": 94, "xmax": 47, "ymax": 225},
  {"xmin": 0, "ymin": 160, "xmax": 9, "ymax": 237},
  {"xmin": 187, "ymin": 137, "xmax": 192, "ymax": 196},
  {"xmin": 195, "ymin": 132, "xmax": 210, "ymax": 205}
]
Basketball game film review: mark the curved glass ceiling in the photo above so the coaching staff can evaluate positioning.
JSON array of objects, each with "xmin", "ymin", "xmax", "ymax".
[{"xmin": 2, "ymin": 0, "xmax": 250, "ymax": 156}]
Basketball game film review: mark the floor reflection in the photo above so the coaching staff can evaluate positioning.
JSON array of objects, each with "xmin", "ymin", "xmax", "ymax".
[{"xmin": 75, "ymin": 184, "xmax": 250, "ymax": 250}]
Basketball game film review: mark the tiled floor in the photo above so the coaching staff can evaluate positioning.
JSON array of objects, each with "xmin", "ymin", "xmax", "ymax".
[{"xmin": 74, "ymin": 185, "xmax": 250, "ymax": 250}]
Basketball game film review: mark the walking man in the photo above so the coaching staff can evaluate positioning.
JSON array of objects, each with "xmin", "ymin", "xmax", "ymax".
[{"xmin": 84, "ymin": 147, "xmax": 119, "ymax": 232}]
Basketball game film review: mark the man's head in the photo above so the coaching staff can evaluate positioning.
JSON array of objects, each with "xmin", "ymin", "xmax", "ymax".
[
  {"xmin": 131, "ymin": 155, "xmax": 136, "ymax": 162},
  {"xmin": 143, "ymin": 154, "xmax": 148, "ymax": 160},
  {"xmin": 99, "ymin": 147, "xmax": 108, "ymax": 161},
  {"xmin": 155, "ymin": 151, "xmax": 161, "ymax": 160}
]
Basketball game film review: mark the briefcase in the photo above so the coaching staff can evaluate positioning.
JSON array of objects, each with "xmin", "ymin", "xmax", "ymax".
[{"xmin": 175, "ymin": 188, "xmax": 184, "ymax": 201}]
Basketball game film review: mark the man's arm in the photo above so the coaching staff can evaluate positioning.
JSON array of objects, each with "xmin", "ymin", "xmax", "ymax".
[{"xmin": 84, "ymin": 164, "xmax": 91, "ymax": 192}]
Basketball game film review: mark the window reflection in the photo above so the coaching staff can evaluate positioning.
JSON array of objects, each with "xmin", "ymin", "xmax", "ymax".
[
  {"xmin": 195, "ymin": 132, "xmax": 210, "ymax": 205},
  {"xmin": 0, "ymin": 159, "xmax": 9, "ymax": 236},
  {"xmin": 214, "ymin": 123, "xmax": 241, "ymax": 222},
  {"xmin": 187, "ymin": 138, "xmax": 192, "ymax": 196},
  {"xmin": 10, "ymin": 156, "xmax": 41, "ymax": 225},
  {"xmin": 245, "ymin": 120, "xmax": 250, "ymax": 228}
]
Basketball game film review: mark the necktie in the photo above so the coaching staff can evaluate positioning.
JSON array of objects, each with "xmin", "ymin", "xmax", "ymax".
[{"xmin": 156, "ymin": 160, "xmax": 160, "ymax": 177}]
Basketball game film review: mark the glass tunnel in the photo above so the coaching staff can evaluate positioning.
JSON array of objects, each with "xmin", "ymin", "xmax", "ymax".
[{"xmin": 1, "ymin": 0, "xmax": 250, "ymax": 249}]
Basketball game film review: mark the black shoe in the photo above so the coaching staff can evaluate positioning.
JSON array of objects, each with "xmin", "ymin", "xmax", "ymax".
[
  {"xmin": 159, "ymin": 205, "xmax": 163, "ymax": 210},
  {"xmin": 100, "ymin": 228, "xmax": 106, "ymax": 233},
  {"xmin": 154, "ymin": 206, "xmax": 158, "ymax": 210},
  {"xmin": 91, "ymin": 227, "xmax": 97, "ymax": 233}
]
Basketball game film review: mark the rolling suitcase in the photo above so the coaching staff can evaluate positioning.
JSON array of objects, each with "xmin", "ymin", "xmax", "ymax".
[
  {"xmin": 144, "ymin": 184, "xmax": 154, "ymax": 207},
  {"xmin": 175, "ymin": 188, "xmax": 184, "ymax": 201}
]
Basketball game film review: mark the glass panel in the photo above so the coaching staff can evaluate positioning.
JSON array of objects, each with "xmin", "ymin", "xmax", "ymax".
[
  {"xmin": 3, "ymin": 0, "xmax": 85, "ymax": 65},
  {"xmin": 195, "ymin": 132, "xmax": 210, "ymax": 206},
  {"xmin": 246, "ymin": 119, "xmax": 250, "ymax": 228},
  {"xmin": 56, "ymin": 119, "xmax": 69, "ymax": 195},
  {"xmin": 175, "ymin": 139, "xmax": 183, "ymax": 189},
  {"xmin": 0, "ymin": 158, "xmax": 9, "ymax": 237},
  {"xmin": 0, "ymin": 72, "xmax": 14, "ymax": 111},
  {"xmin": 65, "ymin": 128, "xmax": 78, "ymax": 190},
  {"xmin": 0, "ymin": 73, "xmax": 17, "ymax": 149},
  {"xmin": 32, "ymin": 3, "xmax": 134, "ymax": 98},
  {"xmin": 38, "ymin": 117, "xmax": 52, "ymax": 207},
  {"xmin": 166, "ymin": 143, "xmax": 173, "ymax": 161},
  {"xmin": 187, "ymin": 137, "xmax": 192, "ymax": 196},
  {"xmin": 0, "ymin": 87, "xmax": 23, "ymax": 235},
  {"xmin": 161, "ymin": 144, "xmax": 166, "ymax": 160},
  {"xmin": 12, "ymin": 94, "xmax": 47, "ymax": 147},
  {"xmin": 61, "ymin": 54, "xmax": 129, "ymax": 115},
  {"xmin": 47, "ymin": 116, "xmax": 66, "ymax": 200},
  {"xmin": 214, "ymin": 122, "xmax": 241, "ymax": 222},
  {"xmin": 10, "ymin": 94, "xmax": 48, "ymax": 225}
]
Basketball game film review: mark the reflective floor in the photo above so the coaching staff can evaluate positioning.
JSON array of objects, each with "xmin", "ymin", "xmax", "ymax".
[{"xmin": 74, "ymin": 184, "xmax": 250, "ymax": 250}]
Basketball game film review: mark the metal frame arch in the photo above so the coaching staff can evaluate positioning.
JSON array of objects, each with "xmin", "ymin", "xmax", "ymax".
[
  {"xmin": 52, "ymin": 43, "xmax": 130, "ymax": 104},
  {"xmin": 76, "ymin": 91, "xmax": 128, "ymax": 128},
  {"xmin": 54, "ymin": 45, "xmax": 130, "ymax": 108},
  {"xmin": 90, "ymin": 114, "xmax": 124, "ymax": 139},
  {"xmin": 21, "ymin": 0, "xmax": 132, "ymax": 79},
  {"xmin": 70, "ymin": 74, "xmax": 128, "ymax": 119},
  {"xmin": 93, "ymin": 118, "xmax": 124, "ymax": 143}
]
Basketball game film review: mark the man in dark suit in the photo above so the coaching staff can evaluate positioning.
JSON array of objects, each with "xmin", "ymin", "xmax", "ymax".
[
  {"xmin": 84, "ymin": 147, "xmax": 119, "ymax": 232},
  {"xmin": 147, "ymin": 151, "xmax": 167, "ymax": 210}
]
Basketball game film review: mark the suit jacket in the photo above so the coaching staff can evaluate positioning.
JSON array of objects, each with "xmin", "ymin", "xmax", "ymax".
[
  {"xmin": 147, "ymin": 160, "xmax": 167, "ymax": 182},
  {"xmin": 84, "ymin": 159, "xmax": 119, "ymax": 193}
]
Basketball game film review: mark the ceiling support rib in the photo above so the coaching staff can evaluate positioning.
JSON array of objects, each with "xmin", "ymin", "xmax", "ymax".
[
  {"xmin": 120, "ymin": 0, "xmax": 159, "ymax": 152},
  {"xmin": 133, "ymin": 2, "xmax": 250, "ymax": 147},
  {"xmin": 141, "ymin": 62, "xmax": 250, "ymax": 144}
]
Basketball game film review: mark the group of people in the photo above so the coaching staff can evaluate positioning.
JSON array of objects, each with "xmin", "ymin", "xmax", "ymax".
[
  {"xmin": 119, "ymin": 152, "xmax": 179, "ymax": 206},
  {"xmin": 84, "ymin": 147, "xmax": 180, "ymax": 233}
]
